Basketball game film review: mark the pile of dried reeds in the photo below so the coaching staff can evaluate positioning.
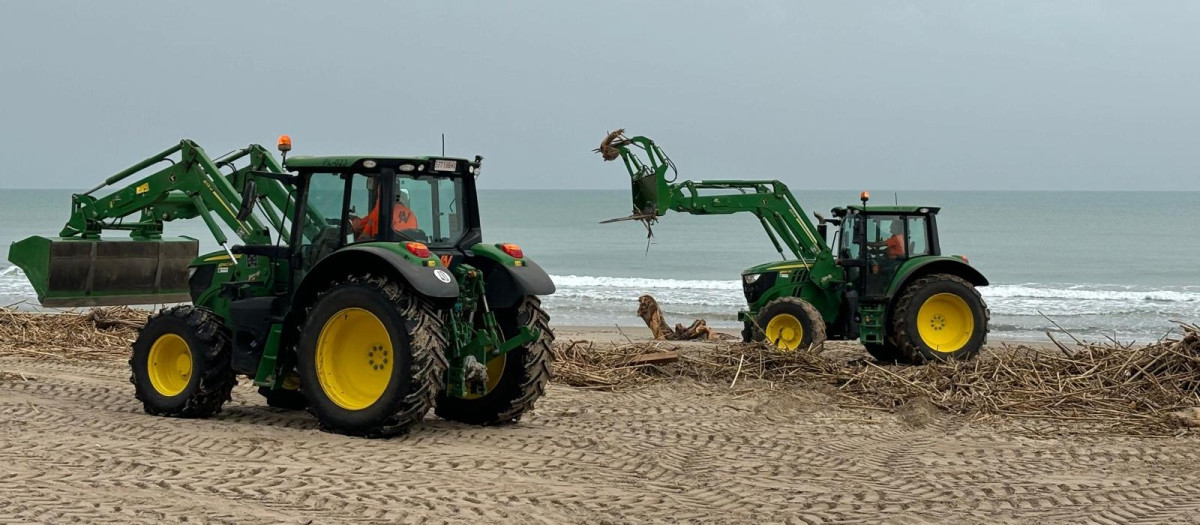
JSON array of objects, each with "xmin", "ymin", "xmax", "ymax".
[
  {"xmin": 551, "ymin": 340, "xmax": 683, "ymax": 389},
  {"xmin": 552, "ymin": 323, "xmax": 1200, "ymax": 435},
  {"xmin": 0, "ymin": 307, "xmax": 147, "ymax": 359}
]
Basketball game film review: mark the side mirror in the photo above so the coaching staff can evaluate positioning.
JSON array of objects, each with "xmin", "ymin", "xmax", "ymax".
[{"xmin": 236, "ymin": 180, "xmax": 258, "ymax": 221}]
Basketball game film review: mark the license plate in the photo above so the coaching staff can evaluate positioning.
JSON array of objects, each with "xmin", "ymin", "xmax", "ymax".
[{"xmin": 433, "ymin": 159, "xmax": 457, "ymax": 172}]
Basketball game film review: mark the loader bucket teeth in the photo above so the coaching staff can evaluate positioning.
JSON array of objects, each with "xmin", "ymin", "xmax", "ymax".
[{"xmin": 8, "ymin": 236, "xmax": 198, "ymax": 307}]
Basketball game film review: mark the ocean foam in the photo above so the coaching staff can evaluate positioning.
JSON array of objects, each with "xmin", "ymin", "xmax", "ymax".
[
  {"xmin": 983, "ymin": 284, "xmax": 1200, "ymax": 303},
  {"xmin": 549, "ymin": 275, "xmax": 742, "ymax": 291}
]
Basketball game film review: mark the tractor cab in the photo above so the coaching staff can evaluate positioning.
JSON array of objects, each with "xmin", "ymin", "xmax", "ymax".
[
  {"xmin": 832, "ymin": 204, "xmax": 942, "ymax": 299},
  {"xmin": 280, "ymin": 155, "xmax": 485, "ymax": 271}
]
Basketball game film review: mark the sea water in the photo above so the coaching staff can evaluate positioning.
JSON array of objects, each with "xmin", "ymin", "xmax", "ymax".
[{"xmin": 1, "ymin": 189, "xmax": 1196, "ymax": 343}]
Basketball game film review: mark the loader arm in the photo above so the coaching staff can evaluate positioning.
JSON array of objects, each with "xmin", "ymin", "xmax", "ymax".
[
  {"xmin": 214, "ymin": 144, "xmax": 326, "ymax": 242},
  {"xmin": 62, "ymin": 139, "xmax": 273, "ymax": 248},
  {"xmin": 8, "ymin": 139, "xmax": 297, "ymax": 306},
  {"xmin": 605, "ymin": 134, "xmax": 829, "ymax": 264}
]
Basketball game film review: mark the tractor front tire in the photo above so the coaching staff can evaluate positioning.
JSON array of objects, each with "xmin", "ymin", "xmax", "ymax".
[
  {"xmin": 435, "ymin": 295, "xmax": 553, "ymax": 426},
  {"xmin": 297, "ymin": 275, "xmax": 447, "ymax": 438},
  {"xmin": 752, "ymin": 297, "xmax": 827, "ymax": 351},
  {"xmin": 130, "ymin": 306, "xmax": 236, "ymax": 418},
  {"xmin": 892, "ymin": 273, "xmax": 989, "ymax": 363}
]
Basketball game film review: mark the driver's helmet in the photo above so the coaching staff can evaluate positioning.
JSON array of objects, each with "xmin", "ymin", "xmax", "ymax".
[{"xmin": 396, "ymin": 188, "xmax": 411, "ymax": 207}]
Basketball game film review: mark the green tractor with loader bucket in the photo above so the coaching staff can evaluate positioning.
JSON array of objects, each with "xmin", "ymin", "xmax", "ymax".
[
  {"xmin": 598, "ymin": 130, "xmax": 989, "ymax": 363},
  {"xmin": 9, "ymin": 136, "xmax": 555, "ymax": 437}
]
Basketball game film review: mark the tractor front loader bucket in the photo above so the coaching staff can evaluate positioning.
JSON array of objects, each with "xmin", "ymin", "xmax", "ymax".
[{"xmin": 8, "ymin": 236, "xmax": 199, "ymax": 307}]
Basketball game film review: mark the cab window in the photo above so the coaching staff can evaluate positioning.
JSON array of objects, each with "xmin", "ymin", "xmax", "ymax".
[
  {"xmin": 393, "ymin": 175, "xmax": 466, "ymax": 247},
  {"xmin": 866, "ymin": 215, "xmax": 907, "ymax": 260},
  {"xmin": 907, "ymin": 216, "xmax": 930, "ymax": 257}
]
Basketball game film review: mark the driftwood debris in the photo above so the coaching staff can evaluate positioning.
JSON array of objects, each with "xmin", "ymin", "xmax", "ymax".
[
  {"xmin": 637, "ymin": 295, "xmax": 719, "ymax": 341},
  {"xmin": 594, "ymin": 128, "xmax": 630, "ymax": 161}
]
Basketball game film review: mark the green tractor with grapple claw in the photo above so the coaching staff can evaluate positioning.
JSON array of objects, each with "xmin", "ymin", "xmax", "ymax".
[
  {"xmin": 9, "ymin": 136, "xmax": 555, "ymax": 437},
  {"xmin": 598, "ymin": 130, "xmax": 989, "ymax": 363}
]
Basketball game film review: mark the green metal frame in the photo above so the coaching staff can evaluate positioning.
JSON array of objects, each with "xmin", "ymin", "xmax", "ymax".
[
  {"xmin": 618, "ymin": 136, "xmax": 825, "ymax": 262},
  {"xmin": 213, "ymin": 144, "xmax": 327, "ymax": 243},
  {"xmin": 444, "ymin": 263, "xmax": 537, "ymax": 398},
  {"xmin": 612, "ymin": 135, "xmax": 843, "ymax": 309},
  {"xmin": 62, "ymin": 140, "xmax": 271, "ymax": 251},
  {"xmin": 606, "ymin": 134, "xmax": 983, "ymax": 345}
]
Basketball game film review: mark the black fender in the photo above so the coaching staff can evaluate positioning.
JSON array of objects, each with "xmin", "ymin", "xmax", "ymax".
[
  {"xmin": 887, "ymin": 257, "xmax": 989, "ymax": 299},
  {"xmin": 293, "ymin": 246, "xmax": 459, "ymax": 312},
  {"xmin": 466, "ymin": 255, "xmax": 556, "ymax": 310}
]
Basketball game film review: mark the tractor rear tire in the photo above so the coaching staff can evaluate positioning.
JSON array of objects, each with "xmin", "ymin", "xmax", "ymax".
[
  {"xmin": 258, "ymin": 387, "xmax": 307, "ymax": 410},
  {"xmin": 297, "ymin": 275, "xmax": 448, "ymax": 438},
  {"xmin": 753, "ymin": 297, "xmax": 826, "ymax": 351},
  {"xmin": 130, "ymin": 306, "xmax": 235, "ymax": 418},
  {"xmin": 892, "ymin": 273, "xmax": 989, "ymax": 363},
  {"xmin": 435, "ymin": 295, "xmax": 553, "ymax": 425}
]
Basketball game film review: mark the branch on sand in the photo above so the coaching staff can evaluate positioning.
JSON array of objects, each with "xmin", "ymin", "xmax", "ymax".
[{"xmin": 636, "ymin": 295, "xmax": 719, "ymax": 341}]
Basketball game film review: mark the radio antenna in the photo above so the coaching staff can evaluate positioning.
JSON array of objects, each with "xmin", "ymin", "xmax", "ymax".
[{"xmin": 441, "ymin": 133, "xmax": 445, "ymax": 156}]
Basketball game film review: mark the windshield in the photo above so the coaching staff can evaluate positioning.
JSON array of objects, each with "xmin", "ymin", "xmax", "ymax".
[
  {"xmin": 392, "ymin": 174, "xmax": 465, "ymax": 246},
  {"xmin": 302, "ymin": 171, "xmax": 468, "ymax": 250}
]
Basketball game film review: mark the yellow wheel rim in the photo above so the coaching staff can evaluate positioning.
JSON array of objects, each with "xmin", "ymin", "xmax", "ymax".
[
  {"xmin": 916, "ymin": 293, "xmax": 975, "ymax": 353},
  {"xmin": 765, "ymin": 313, "xmax": 805, "ymax": 351},
  {"xmin": 462, "ymin": 354, "xmax": 506, "ymax": 400},
  {"xmin": 148, "ymin": 333, "xmax": 192, "ymax": 397},
  {"xmin": 315, "ymin": 308, "xmax": 394, "ymax": 410}
]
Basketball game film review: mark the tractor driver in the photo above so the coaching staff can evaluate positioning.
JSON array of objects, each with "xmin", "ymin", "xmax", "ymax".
[
  {"xmin": 350, "ymin": 176, "xmax": 419, "ymax": 241},
  {"xmin": 883, "ymin": 221, "xmax": 905, "ymax": 259},
  {"xmin": 868, "ymin": 220, "xmax": 906, "ymax": 260}
]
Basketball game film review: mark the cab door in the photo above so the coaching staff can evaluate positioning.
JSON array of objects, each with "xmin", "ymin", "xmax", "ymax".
[
  {"xmin": 860, "ymin": 214, "xmax": 908, "ymax": 298},
  {"xmin": 860, "ymin": 213, "xmax": 935, "ymax": 297}
]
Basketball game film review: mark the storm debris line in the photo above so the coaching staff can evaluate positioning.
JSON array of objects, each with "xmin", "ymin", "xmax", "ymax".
[
  {"xmin": 5, "ymin": 308, "xmax": 1200, "ymax": 435},
  {"xmin": 553, "ymin": 322, "xmax": 1200, "ymax": 436},
  {"xmin": 0, "ymin": 307, "xmax": 146, "ymax": 359}
]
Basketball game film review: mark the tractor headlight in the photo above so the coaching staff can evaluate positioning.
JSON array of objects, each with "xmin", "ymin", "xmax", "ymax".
[{"xmin": 742, "ymin": 271, "xmax": 779, "ymax": 304}]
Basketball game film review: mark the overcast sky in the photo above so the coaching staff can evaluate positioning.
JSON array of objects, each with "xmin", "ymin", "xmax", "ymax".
[{"xmin": 1, "ymin": 1, "xmax": 1197, "ymax": 191}]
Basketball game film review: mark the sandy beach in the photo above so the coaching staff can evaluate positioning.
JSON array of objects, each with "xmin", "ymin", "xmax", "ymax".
[{"xmin": 3, "ymin": 321, "xmax": 1199, "ymax": 524}]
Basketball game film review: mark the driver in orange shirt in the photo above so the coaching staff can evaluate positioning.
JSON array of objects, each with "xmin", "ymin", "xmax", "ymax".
[
  {"xmin": 868, "ymin": 220, "xmax": 906, "ymax": 259},
  {"xmin": 883, "ymin": 221, "xmax": 905, "ymax": 259},
  {"xmin": 351, "ymin": 178, "xmax": 418, "ymax": 241}
]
